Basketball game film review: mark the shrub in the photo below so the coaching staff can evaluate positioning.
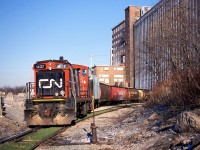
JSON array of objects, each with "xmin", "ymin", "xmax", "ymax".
[{"xmin": 146, "ymin": 69, "xmax": 200, "ymax": 110}]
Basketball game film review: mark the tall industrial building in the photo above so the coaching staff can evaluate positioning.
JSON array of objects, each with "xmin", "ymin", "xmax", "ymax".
[
  {"xmin": 134, "ymin": 0, "xmax": 200, "ymax": 89},
  {"xmin": 112, "ymin": 0, "xmax": 199, "ymax": 90},
  {"xmin": 111, "ymin": 20, "xmax": 125, "ymax": 66},
  {"xmin": 111, "ymin": 6, "xmax": 151, "ymax": 87}
]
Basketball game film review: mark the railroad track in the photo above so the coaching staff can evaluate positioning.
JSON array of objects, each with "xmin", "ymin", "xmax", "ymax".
[
  {"xmin": 0, "ymin": 103, "xmax": 138, "ymax": 150},
  {"xmin": 0, "ymin": 129, "xmax": 36, "ymax": 144}
]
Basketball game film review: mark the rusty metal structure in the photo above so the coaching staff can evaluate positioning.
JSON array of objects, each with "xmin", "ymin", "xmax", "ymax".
[{"xmin": 134, "ymin": 0, "xmax": 200, "ymax": 89}]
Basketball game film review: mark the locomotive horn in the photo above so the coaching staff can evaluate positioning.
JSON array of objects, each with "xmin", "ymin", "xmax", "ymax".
[{"xmin": 59, "ymin": 56, "xmax": 64, "ymax": 61}]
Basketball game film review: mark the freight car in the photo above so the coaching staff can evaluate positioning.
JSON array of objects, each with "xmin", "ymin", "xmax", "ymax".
[
  {"xmin": 95, "ymin": 83, "xmax": 148, "ymax": 105},
  {"xmin": 126, "ymin": 88, "xmax": 148, "ymax": 102},
  {"xmin": 98, "ymin": 83, "xmax": 127, "ymax": 104},
  {"xmin": 24, "ymin": 57, "xmax": 92, "ymax": 126}
]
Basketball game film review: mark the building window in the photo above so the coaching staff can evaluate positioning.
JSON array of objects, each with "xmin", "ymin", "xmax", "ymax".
[
  {"xmin": 121, "ymin": 55, "xmax": 125, "ymax": 63},
  {"xmin": 99, "ymin": 78, "xmax": 104, "ymax": 82},
  {"xmin": 104, "ymin": 67, "xmax": 109, "ymax": 70},
  {"xmin": 105, "ymin": 79, "xmax": 109, "ymax": 84},
  {"xmin": 99, "ymin": 74, "xmax": 109, "ymax": 77},
  {"xmin": 114, "ymin": 79, "xmax": 118, "ymax": 82},
  {"xmin": 117, "ymin": 67, "xmax": 124, "ymax": 71},
  {"xmin": 118, "ymin": 79, "xmax": 124, "ymax": 82},
  {"xmin": 114, "ymin": 75, "xmax": 124, "ymax": 78},
  {"xmin": 114, "ymin": 67, "xmax": 124, "ymax": 70},
  {"xmin": 115, "ymin": 78, "xmax": 124, "ymax": 82}
]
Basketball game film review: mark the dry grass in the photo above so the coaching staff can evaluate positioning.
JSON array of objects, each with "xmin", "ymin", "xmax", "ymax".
[{"xmin": 146, "ymin": 70, "xmax": 200, "ymax": 110}]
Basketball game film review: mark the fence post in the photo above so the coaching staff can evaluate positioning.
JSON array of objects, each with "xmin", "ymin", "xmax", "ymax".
[
  {"xmin": 91, "ymin": 96, "xmax": 97, "ymax": 143},
  {"xmin": 0, "ymin": 97, "xmax": 2, "ymax": 117}
]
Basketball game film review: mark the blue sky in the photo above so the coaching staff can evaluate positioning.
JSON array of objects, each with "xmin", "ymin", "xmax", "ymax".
[{"xmin": 0, "ymin": 0, "xmax": 159, "ymax": 87}]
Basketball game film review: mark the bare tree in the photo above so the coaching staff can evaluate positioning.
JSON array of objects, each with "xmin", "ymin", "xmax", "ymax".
[{"xmin": 0, "ymin": 85, "xmax": 25, "ymax": 94}]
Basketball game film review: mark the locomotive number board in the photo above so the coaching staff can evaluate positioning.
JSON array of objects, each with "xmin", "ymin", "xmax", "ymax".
[{"xmin": 34, "ymin": 64, "xmax": 46, "ymax": 69}]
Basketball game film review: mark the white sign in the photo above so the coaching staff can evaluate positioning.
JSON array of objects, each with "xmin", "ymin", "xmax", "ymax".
[{"xmin": 39, "ymin": 79, "xmax": 63, "ymax": 89}]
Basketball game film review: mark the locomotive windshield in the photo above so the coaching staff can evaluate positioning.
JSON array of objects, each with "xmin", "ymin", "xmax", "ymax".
[{"xmin": 36, "ymin": 70, "xmax": 65, "ymax": 97}]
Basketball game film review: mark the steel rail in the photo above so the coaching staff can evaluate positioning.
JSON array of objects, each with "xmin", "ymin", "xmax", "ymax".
[{"xmin": 0, "ymin": 129, "xmax": 34, "ymax": 144}]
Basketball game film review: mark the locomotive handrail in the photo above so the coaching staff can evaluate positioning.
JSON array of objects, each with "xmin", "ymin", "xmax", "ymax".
[
  {"xmin": 26, "ymin": 82, "xmax": 35, "ymax": 99},
  {"xmin": 0, "ymin": 96, "xmax": 6, "ymax": 116}
]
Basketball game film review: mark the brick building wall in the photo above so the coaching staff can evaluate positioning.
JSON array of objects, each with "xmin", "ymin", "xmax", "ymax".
[
  {"xmin": 93, "ymin": 66, "xmax": 126, "ymax": 86},
  {"xmin": 124, "ymin": 6, "xmax": 141, "ymax": 87}
]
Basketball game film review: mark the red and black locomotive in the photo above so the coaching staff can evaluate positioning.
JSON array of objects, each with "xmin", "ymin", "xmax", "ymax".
[{"xmin": 24, "ymin": 57, "xmax": 92, "ymax": 126}]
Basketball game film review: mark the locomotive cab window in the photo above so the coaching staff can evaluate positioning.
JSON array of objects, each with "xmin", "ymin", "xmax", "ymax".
[{"xmin": 82, "ymin": 69, "xmax": 87, "ymax": 76}]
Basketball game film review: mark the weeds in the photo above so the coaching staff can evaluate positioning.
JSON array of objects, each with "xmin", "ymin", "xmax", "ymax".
[{"xmin": 146, "ymin": 69, "xmax": 200, "ymax": 110}]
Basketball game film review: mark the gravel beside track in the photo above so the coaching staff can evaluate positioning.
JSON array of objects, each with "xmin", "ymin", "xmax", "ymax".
[
  {"xmin": 37, "ymin": 103, "xmax": 197, "ymax": 150},
  {"xmin": 36, "ymin": 104, "xmax": 153, "ymax": 150}
]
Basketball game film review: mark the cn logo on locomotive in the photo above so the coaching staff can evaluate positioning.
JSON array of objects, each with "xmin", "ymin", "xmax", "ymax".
[{"xmin": 39, "ymin": 79, "xmax": 63, "ymax": 89}]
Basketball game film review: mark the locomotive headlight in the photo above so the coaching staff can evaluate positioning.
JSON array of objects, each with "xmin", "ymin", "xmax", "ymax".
[
  {"xmin": 60, "ymin": 90, "xmax": 65, "ymax": 96},
  {"xmin": 55, "ymin": 92, "xmax": 59, "ymax": 96}
]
